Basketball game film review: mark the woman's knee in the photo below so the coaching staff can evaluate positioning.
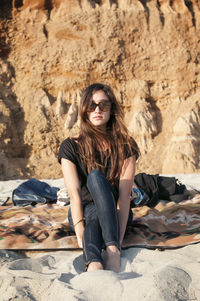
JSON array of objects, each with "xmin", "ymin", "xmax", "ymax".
[
  {"xmin": 87, "ymin": 169, "xmax": 102, "ymax": 188},
  {"xmin": 87, "ymin": 169, "xmax": 102, "ymax": 180}
]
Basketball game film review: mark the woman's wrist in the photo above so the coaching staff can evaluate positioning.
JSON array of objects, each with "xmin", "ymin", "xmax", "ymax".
[
  {"xmin": 73, "ymin": 218, "xmax": 85, "ymax": 228},
  {"xmin": 74, "ymin": 222, "xmax": 85, "ymax": 237}
]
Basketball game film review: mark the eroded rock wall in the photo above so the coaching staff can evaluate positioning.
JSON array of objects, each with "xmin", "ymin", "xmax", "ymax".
[{"xmin": 0, "ymin": 0, "xmax": 200, "ymax": 179}]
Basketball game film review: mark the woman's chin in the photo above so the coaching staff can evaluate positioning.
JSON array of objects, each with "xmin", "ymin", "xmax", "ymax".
[{"xmin": 92, "ymin": 120, "xmax": 106, "ymax": 127}]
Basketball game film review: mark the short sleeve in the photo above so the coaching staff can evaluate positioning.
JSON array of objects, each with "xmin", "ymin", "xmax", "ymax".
[
  {"xmin": 58, "ymin": 138, "xmax": 78, "ymax": 165},
  {"xmin": 124, "ymin": 137, "xmax": 140, "ymax": 160}
]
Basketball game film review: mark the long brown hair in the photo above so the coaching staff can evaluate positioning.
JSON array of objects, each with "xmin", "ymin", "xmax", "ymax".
[{"xmin": 75, "ymin": 83, "xmax": 139, "ymax": 182}]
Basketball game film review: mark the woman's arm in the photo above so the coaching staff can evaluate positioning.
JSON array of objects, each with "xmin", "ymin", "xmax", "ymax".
[
  {"xmin": 61, "ymin": 158, "xmax": 84, "ymax": 248},
  {"xmin": 117, "ymin": 155, "xmax": 136, "ymax": 246}
]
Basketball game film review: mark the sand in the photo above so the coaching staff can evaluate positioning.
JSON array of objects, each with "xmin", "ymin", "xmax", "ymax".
[{"xmin": 0, "ymin": 175, "xmax": 200, "ymax": 301}]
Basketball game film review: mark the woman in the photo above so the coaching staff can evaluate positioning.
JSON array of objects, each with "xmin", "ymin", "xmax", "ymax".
[{"xmin": 58, "ymin": 83, "xmax": 139, "ymax": 272}]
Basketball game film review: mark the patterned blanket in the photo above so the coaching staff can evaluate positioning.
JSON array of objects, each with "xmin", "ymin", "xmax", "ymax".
[{"xmin": 0, "ymin": 196, "xmax": 200, "ymax": 250}]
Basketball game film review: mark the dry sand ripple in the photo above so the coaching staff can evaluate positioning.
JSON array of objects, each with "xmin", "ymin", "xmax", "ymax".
[{"xmin": 0, "ymin": 244, "xmax": 199, "ymax": 301}]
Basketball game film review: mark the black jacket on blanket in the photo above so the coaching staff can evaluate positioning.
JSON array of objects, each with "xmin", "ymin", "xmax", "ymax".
[{"xmin": 134, "ymin": 173, "xmax": 190, "ymax": 208}]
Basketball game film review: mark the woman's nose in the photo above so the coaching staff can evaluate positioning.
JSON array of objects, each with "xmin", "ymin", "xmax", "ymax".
[{"xmin": 94, "ymin": 105, "xmax": 101, "ymax": 112}]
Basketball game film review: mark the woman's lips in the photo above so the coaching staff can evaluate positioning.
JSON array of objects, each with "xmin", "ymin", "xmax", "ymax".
[{"xmin": 93, "ymin": 116, "xmax": 102, "ymax": 119}]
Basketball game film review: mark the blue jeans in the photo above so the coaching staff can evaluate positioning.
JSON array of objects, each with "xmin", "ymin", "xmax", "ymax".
[{"xmin": 68, "ymin": 170, "xmax": 133, "ymax": 267}]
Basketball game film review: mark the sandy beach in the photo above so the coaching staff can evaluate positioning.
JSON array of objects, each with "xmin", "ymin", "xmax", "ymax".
[
  {"xmin": 0, "ymin": 175, "xmax": 200, "ymax": 301},
  {"xmin": 1, "ymin": 1, "xmax": 200, "ymax": 299}
]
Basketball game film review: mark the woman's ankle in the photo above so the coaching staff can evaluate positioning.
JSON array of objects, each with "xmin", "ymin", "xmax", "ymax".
[
  {"xmin": 87, "ymin": 261, "xmax": 103, "ymax": 272},
  {"xmin": 106, "ymin": 245, "xmax": 120, "ymax": 254}
]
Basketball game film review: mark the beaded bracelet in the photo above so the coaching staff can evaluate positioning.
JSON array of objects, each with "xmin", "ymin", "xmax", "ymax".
[{"xmin": 73, "ymin": 218, "xmax": 85, "ymax": 228}]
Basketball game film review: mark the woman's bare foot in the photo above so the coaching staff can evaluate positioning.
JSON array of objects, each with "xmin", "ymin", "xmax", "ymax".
[
  {"xmin": 104, "ymin": 245, "xmax": 120, "ymax": 272},
  {"xmin": 87, "ymin": 261, "xmax": 103, "ymax": 272}
]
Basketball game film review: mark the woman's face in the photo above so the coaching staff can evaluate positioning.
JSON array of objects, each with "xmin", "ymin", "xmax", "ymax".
[{"xmin": 87, "ymin": 90, "xmax": 111, "ymax": 129}]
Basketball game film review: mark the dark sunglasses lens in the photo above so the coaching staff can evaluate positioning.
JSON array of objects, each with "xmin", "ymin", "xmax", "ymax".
[
  {"xmin": 88, "ymin": 102, "xmax": 111, "ymax": 112},
  {"xmin": 101, "ymin": 103, "xmax": 111, "ymax": 111},
  {"xmin": 88, "ymin": 103, "xmax": 97, "ymax": 112},
  {"xmin": 99, "ymin": 103, "xmax": 107, "ymax": 112}
]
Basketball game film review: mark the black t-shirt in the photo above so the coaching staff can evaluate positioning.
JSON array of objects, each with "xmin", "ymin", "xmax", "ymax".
[{"xmin": 58, "ymin": 137, "xmax": 138, "ymax": 202}]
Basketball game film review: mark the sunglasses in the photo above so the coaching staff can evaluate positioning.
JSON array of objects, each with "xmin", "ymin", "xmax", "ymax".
[{"xmin": 87, "ymin": 101, "xmax": 111, "ymax": 112}]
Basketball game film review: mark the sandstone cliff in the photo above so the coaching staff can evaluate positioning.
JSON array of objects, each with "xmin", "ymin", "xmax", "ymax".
[{"xmin": 0, "ymin": 0, "xmax": 200, "ymax": 180}]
